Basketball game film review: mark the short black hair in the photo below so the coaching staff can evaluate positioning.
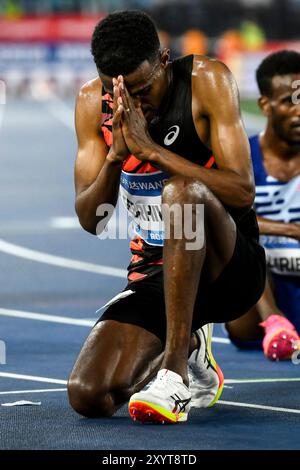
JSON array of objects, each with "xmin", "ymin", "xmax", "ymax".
[
  {"xmin": 256, "ymin": 50, "xmax": 300, "ymax": 97},
  {"xmin": 91, "ymin": 10, "xmax": 161, "ymax": 77}
]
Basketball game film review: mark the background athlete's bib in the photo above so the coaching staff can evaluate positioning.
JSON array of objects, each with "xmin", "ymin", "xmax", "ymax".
[{"xmin": 255, "ymin": 175, "xmax": 300, "ymax": 276}]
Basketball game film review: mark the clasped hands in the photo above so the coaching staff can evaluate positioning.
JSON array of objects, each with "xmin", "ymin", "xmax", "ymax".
[{"xmin": 110, "ymin": 75, "xmax": 157, "ymax": 162}]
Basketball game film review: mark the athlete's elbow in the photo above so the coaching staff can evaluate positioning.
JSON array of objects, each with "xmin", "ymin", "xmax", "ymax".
[
  {"xmin": 81, "ymin": 219, "xmax": 98, "ymax": 235},
  {"xmin": 246, "ymin": 181, "xmax": 255, "ymax": 206},
  {"xmin": 78, "ymin": 215, "xmax": 98, "ymax": 235},
  {"xmin": 76, "ymin": 210, "xmax": 108, "ymax": 236},
  {"xmin": 75, "ymin": 202, "xmax": 97, "ymax": 235},
  {"xmin": 236, "ymin": 183, "xmax": 255, "ymax": 208}
]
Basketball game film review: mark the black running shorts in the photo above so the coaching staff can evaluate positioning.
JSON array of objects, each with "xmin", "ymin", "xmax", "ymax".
[{"xmin": 98, "ymin": 230, "xmax": 266, "ymax": 344}]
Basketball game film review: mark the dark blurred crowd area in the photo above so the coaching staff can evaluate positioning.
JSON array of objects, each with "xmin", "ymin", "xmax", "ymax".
[
  {"xmin": 1, "ymin": 0, "xmax": 300, "ymax": 41},
  {"xmin": 0, "ymin": 0, "xmax": 299, "ymax": 99}
]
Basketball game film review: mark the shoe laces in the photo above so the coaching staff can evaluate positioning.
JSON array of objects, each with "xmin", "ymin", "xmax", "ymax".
[
  {"xmin": 192, "ymin": 329, "xmax": 216, "ymax": 372},
  {"xmin": 148, "ymin": 370, "xmax": 183, "ymax": 394}
]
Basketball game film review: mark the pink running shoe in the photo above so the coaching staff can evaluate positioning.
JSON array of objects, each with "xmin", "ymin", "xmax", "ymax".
[{"xmin": 260, "ymin": 315, "xmax": 300, "ymax": 361}]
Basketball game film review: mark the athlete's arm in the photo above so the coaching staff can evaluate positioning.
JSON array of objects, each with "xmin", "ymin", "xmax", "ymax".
[
  {"xmin": 256, "ymin": 275, "xmax": 284, "ymax": 318},
  {"xmin": 74, "ymin": 78, "xmax": 127, "ymax": 234},
  {"xmin": 257, "ymin": 216, "xmax": 300, "ymax": 241}
]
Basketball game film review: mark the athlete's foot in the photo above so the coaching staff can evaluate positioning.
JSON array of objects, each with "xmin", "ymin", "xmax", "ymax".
[
  {"xmin": 260, "ymin": 314, "xmax": 300, "ymax": 361},
  {"xmin": 129, "ymin": 369, "xmax": 191, "ymax": 424},
  {"xmin": 188, "ymin": 323, "xmax": 224, "ymax": 408}
]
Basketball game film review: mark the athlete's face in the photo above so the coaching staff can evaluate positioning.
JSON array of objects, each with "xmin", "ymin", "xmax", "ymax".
[
  {"xmin": 259, "ymin": 74, "xmax": 300, "ymax": 144},
  {"xmin": 100, "ymin": 50, "xmax": 170, "ymax": 124}
]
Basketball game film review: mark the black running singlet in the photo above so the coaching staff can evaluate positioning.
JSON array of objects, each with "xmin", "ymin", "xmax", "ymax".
[{"xmin": 101, "ymin": 55, "xmax": 259, "ymax": 282}]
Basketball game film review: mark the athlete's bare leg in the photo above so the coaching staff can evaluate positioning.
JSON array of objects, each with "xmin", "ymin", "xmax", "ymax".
[
  {"xmin": 68, "ymin": 320, "xmax": 199, "ymax": 417},
  {"xmin": 68, "ymin": 321, "xmax": 164, "ymax": 417},
  {"xmin": 226, "ymin": 276, "xmax": 283, "ymax": 342},
  {"xmin": 225, "ymin": 307, "xmax": 264, "ymax": 342},
  {"xmin": 68, "ymin": 176, "xmax": 237, "ymax": 416},
  {"xmin": 256, "ymin": 276, "xmax": 284, "ymax": 321},
  {"xmin": 160, "ymin": 176, "xmax": 237, "ymax": 385}
]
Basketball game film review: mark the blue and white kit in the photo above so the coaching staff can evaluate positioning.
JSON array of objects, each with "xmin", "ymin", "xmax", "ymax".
[{"xmin": 250, "ymin": 134, "xmax": 300, "ymax": 330}]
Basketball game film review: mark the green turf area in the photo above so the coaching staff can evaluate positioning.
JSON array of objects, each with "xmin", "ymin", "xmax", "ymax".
[{"xmin": 240, "ymin": 99, "xmax": 262, "ymax": 116}]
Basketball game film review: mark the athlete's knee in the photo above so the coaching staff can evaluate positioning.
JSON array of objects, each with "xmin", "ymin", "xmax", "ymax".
[
  {"xmin": 225, "ymin": 319, "xmax": 263, "ymax": 349},
  {"xmin": 162, "ymin": 176, "xmax": 212, "ymax": 206},
  {"xmin": 67, "ymin": 378, "xmax": 115, "ymax": 418}
]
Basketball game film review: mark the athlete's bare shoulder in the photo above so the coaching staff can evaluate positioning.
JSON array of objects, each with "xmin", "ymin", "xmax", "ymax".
[
  {"xmin": 192, "ymin": 54, "xmax": 234, "ymax": 84},
  {"xmin": 191, "ymin": 54, "xmax": 239, "ymax": 114},
  {"xmin": 75, "ymin": 77, "xmax": 103, "ymax": 137},
  {"xmin": 76, "ymin": 76, "xmax": 102, "ymax": 114}
]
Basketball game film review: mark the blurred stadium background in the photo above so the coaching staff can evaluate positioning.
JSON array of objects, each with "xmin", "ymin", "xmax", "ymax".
[{"xmin": 0, "ymin": 0, "xmax": 300, "ymax": 108}]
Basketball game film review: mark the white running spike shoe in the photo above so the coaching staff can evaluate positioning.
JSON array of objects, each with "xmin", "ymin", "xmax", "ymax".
[
  {"xmin": 129, "ymin": 369, "xmax": 191, "ymax": 424},
  {"xmin": 188, "ymin": 323, "xmax": 224, "ymax": 408}
]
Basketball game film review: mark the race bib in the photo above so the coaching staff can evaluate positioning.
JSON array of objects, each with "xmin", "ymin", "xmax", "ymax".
[
  {"xmin": 255, "ymin": 174, "xmax": 300, "ymax": 276},
  {"xmin": 120, "ymin": 170, "xmax": 169, "ymax": 246},
  {"xmin": 261, "ymin": 235, "xmax": 300, "ymax": 276}
]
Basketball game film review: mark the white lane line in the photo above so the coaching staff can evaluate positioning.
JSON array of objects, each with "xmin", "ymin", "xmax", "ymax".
[
  {"xmin": 0, "ymin": 308, "xmax": 95, "ymax": 327},
  {"xmin": 225, "ymin": 377, "xmax": 300, "ymax": 384},
  {"xmin": 211, "ymin": 337, "xmax": 230, "ymax": 344},
  {"xmin": 0, "ymin": 372, "xmax": 67, "ymax": 385},
  {"xmin": 50, "ymin": 217, "xmax": 80, "ymax": 229},
  {"xmin": 0, "ymin": 239, "xmax": 126, "ymax": 278},
  {"xmin": 0, "ymin": 388, "xmax": 66, "ymax": 395},
  {"xmin": 1, "ymin": 374, "xmax": 299, "ymax": 415},
  {"xmin": 0, "ymin": 307, "xmax": 229, "ymax": 346},
  {"xmin": 218, "ymin": 400, "xmax": 300, "ymax": 415},
  {"xmin": 2, "ymin": 370, "xmax": 299, "ymax": 412},
  {"xmin": 0, "ymin": 216, "xmax": 127, "ymax": 234},
  {"xmin": 50, "ymin": 215, "xmax": 129, "ymax": 233}
]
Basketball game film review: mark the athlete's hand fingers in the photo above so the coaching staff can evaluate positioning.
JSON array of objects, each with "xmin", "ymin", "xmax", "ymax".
[
  {"xmin": 113, "ymin": 79, "xmax": 126, "ymax": 125},
  {"xmin": 112, "ymin": 77, "xmax": 123, "ymax": 128},
  {"xmin": 135, "ymin": 101, "xmax": 145, "ymax": 119},
  {"xmin": 112, "ymin": 97, "xmax": 124, "ymax": 128},
  {"xmin": 118, "ymin": 75, "xmax": 132, "ymax": 114},
  {"xmin": 112, "ymin": 78, "xmax": 120, "ymax": 116},
  {"xmin": 117, "ymin": 96, "xmax": 124, "ymax": 116}
]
